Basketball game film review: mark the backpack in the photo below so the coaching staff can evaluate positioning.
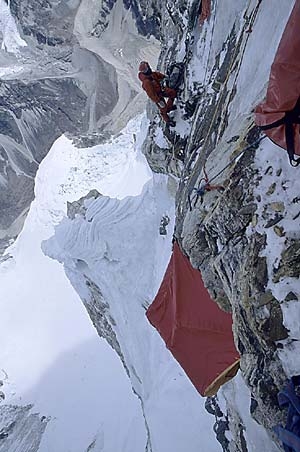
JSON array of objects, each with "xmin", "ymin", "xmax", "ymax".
[{"xmin": 166, "ymin": 62, "xmax": 185, "ymax": 90}]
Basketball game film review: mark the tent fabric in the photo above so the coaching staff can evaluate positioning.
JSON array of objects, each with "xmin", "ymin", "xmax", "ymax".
[
  {"xmin": 146, "ymin": 241, "xmax": 239, "ymax": 396},
  {"xmin": 255, "ymin": 0, "xmax": 300, "ymax": 159}
]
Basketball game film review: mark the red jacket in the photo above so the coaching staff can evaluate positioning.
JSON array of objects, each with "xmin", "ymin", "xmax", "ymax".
[{"xmin": 138, "ymin": 71, "xmax": 165, "ymax": 103}]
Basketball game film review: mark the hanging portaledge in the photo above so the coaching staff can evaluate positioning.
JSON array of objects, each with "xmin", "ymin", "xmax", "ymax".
[
  {"xmin": 255, "ymin": 0, "xmax": 300, "ymax": 166},
  {"xmin": 146, "ymin": 241, "xmax": 240, "ymax": 397}
]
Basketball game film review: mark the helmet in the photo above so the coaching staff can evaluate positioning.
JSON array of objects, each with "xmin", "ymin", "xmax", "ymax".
[{"xmin": 139, "ymin": 61, "xmax": 151, "ymax": 74}]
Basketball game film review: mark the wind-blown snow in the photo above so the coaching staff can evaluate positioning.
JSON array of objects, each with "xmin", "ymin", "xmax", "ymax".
[{"xmin": 0, "ymin": 114, "xmax": 218, "ymax": 451}]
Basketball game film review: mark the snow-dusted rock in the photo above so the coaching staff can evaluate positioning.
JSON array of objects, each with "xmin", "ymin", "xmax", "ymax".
[{"xmin": 141, "ymin": 0, "xmax": 299, "ymax": 448}]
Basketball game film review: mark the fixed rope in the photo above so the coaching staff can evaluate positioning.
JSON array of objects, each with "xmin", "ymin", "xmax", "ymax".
[
  {"xmin": 188, "ymin": 135, "xmax": 266, "ymax": 210},
  {"xmin": 182, "ymin": 0, "xmax": 263, "ymax": 200}
]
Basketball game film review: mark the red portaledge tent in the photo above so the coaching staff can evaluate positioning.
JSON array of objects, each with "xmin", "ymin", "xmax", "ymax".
[
  {"xmin": 146, "ymin": 241, "xmax": 240, "ymax": 397},
  {"xmin": 255, "ymin": 0, "xmax": 300, "ymax": 166}
]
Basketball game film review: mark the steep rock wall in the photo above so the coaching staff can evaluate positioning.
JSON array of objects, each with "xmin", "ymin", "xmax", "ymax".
[{"xmin": 141, "ymin": 0, "xmax": 299, "ymax": 449}]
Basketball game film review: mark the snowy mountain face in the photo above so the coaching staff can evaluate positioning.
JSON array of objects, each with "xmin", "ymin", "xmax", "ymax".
[
  {"xmin": 1, "ymin": 1, "xmax": 300, "ymax": 452},
  {"xmin": 0, "ymin": 0, "xmax": 159, "ymax": 254}
]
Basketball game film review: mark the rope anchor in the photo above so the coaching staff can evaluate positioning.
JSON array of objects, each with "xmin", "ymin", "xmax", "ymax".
[
  {"xmin": 188, "ymin": 165, "xmax": 224, "ymax": 210},
  {"xmin": 188, "ymin": 135, "xmax": 266, "ymax": 211}
]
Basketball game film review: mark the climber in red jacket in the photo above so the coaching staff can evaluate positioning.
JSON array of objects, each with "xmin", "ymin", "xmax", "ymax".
[{"xmin": 138, "ymin": 61, "xmax": 177, "ymax": 127}]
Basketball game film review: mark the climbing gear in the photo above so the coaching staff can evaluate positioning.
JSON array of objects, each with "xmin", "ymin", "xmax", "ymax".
[
  {"xmin": 188, "ymin": 165, "xmax": 224, "ymax": 210},
  {"xmin": 167, "ymin": 119, "xmax": 176, "ymax": 128},
  {"xmin": 146, "ymin": 240, "xmax": 239, "ymax": 398},
  {"xmin": 187, "ymin": 135, "xmax": 266, "ymax": 211},
  {"xmin": 274, "ymin": 376, "xmax": 300, "ymax": 452},
  {"xmin": 165, "ymin": 62, "xmax": 185, "ymax": 91},
  {"xmin": 188, "ymin": 183, "xmax": 224, "ymax": 210}
]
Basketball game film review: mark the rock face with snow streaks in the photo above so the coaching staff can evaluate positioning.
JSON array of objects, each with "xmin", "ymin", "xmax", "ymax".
[
  {"xmin": 43, "ymin": 0, "xmax": 299, "ymax": 450},
  {"xmin": 141, "ymin": 0, "xmax": 299, "ymax": 449}
]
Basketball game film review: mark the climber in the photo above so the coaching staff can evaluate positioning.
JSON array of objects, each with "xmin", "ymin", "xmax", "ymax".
[{"xmin": 138, "ymin": 61, "xmax": 177, "ymax": 127}]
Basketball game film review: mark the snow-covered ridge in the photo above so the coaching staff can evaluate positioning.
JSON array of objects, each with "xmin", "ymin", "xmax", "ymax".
[
  {"xmin": 0, "ymin": 117, "xmax": 154, "ymax": 452},
  {"xmin": 43, "ymin": 116, "xmax": 220, "ymax": 452}
]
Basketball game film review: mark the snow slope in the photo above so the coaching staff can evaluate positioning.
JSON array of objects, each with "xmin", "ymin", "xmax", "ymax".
[
  {"xmin": 0, "ymin": 114, "xmax": 218, "ymax": 451},
  {"xmin": 219, "ymin": 372, "xmax": 281, "ymax": 452},
  {"xmin": 43, "ymin": 115, "xmax": 220, "ymax": 452},
  {"xmin": 0, "ymin": 117, "xmax": 153, "ymax": 452}
]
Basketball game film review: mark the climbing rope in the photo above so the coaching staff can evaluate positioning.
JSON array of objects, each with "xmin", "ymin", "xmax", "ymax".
[
  {"xmin": 188, "ymin": 135, "xmax": 266, "ymax": 210},
  {"xmin": 203, "ymin": 0, "xmax": 218, "ymax": 85},
  {"xmin": 230, "ymin": 0, "xmax": 263, "ymax": 91},
  {"xmin": 183, "ymin": 0, "xmax": 263, "ymax": 180},
  {"xmin": 183, "ymin": 0, "xmax": 263, "ymax": 212}
]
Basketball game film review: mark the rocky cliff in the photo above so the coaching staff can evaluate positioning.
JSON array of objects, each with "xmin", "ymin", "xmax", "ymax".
[{"xmin": 142, "ymin": 0, "xmax": 300, "ymax": 449}]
